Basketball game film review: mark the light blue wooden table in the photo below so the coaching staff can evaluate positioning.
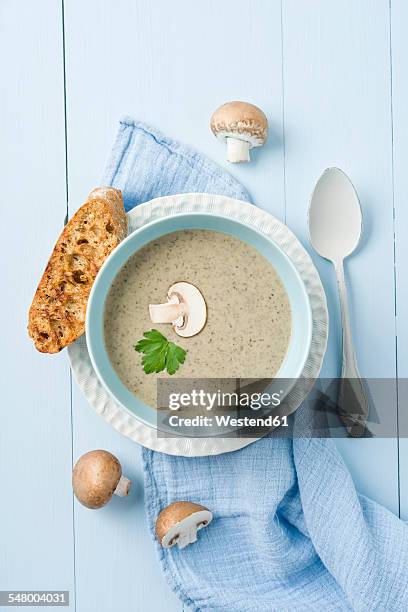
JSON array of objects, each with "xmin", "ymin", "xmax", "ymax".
[{"xmin": 1, "ymin": 1, "xmax": 408, "ymax": 610}]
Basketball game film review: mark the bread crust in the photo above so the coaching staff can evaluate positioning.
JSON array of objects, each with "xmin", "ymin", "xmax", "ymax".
[{"xmin": 28, "ymin": 187, "xmax": 127, "ymax": 353}]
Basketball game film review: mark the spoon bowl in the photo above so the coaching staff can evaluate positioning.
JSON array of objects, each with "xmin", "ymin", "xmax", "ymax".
[{"xmin": 309, "ymin": 167, "xmax": 362, "ymax": 263}]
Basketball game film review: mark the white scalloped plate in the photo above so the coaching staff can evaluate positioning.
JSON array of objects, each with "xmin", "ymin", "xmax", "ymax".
[{"xmin": 68, "ymin": 193, "xmax": 328, "ymax": 456}]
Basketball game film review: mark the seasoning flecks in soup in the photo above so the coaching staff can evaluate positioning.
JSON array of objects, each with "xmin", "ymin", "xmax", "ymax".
[{"xmin": 104, "ymin": 230, "xmax": 292, "ymax": 408}]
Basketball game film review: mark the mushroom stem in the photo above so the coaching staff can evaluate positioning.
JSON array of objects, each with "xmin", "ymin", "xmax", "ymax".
[
  {"xmin": 178, "ymin": 527, "xmax": 198, "ymax": 549},
  {"xmin": 149, "ymin": 300, "xmax": 187, "ymax": 324},
  {"xmin": 226, "ymin": 137, "xmax": 251, "ymax": 163},
  {"xmin": 114, "ymin": 475, "xmax": 131, "ymax": 497}
]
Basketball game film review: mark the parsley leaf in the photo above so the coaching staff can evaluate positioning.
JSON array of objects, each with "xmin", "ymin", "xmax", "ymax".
[
  {"xmin": 166, "ymin": 341, "xmax": 187, "ymax": 375},
  {"xmin": 134, "ymin": 329, "xmax": 187, "ymax": 375}
]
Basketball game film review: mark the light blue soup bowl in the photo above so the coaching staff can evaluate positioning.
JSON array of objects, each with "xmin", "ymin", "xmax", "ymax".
[{"xmin": 86, "ymin": 213, "xmax": 313, "ymax": 431}]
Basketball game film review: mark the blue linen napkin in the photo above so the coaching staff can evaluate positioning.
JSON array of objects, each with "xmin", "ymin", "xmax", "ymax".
[
  {"xmin": 103, "ymin": 117, "xmax": 250, "ymax": 210},
  {"xmin": 104, "ymin": 117, "xmax": 408, "ymax": 611}
]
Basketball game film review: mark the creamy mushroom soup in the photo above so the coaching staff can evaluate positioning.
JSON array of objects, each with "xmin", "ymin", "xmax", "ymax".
[{"xmin": 104, "ymin": 230, "xmax": 291, "ymax": 408}]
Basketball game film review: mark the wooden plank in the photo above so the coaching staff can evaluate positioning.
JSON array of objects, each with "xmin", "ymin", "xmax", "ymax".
[
  {"xmin": 282, "ymin": 0, "xmax": 399, "ymax": 512},
  {"xmin": 391, "ymin": 0, "xmax": 408, "ymax": 519},
  {"xmin": 0, "ymin": 0, "xmax": 74, "ymax": 604},
  {"xmin": 63, "ymin": 1, "xmax": 284, "ymax": 610}
]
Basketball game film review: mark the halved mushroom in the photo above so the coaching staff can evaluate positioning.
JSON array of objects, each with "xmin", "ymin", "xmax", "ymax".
[
  {"xmin": 210, "ymin": 101, "xmax": 268, "ymax": 162},
  {"xmin": 149, "ymin": 282, "xmax": 207, "ymax": 338},
  {"xmin": 156, "ymin": 501, "xmax": 213, "ymax": 549},
  {"xmin": 72, "ymin": 450, "xmax": 131, "ymax": 509}
]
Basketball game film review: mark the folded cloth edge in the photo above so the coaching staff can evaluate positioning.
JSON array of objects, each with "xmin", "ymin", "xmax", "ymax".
[{"xmin": 102, "ymin": 115, "xmax": 251, "ymax": 205}]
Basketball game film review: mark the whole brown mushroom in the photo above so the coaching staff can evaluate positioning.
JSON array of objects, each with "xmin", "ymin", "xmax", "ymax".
[
  {"xmin": 72, "ymin": 450, "xmax": 131, "ymax": 509},
  {"xmin": 210, "ymin": 101, "xmax": 268, "ymax": 163}
]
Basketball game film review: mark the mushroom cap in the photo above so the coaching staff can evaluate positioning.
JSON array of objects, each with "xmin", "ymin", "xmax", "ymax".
[
  {"xmin": 210, "ymin": 101, "xmax": 268, "ymax": 147},
  {"xmin": 156, "ymin": 501, "xmax": 212, "ymax": 547},
  {"xmin": 72, "ymin": 450, "xmax": 122, "ymax": 509},
  {"xmin": 168, "ymin": 282, "xmax": 207, "ymax": 337}
]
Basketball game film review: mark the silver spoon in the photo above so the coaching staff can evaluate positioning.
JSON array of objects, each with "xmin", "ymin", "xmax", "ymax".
[{"xmin": 308, "ymin": 167, "xmax": 368, "ymax": 437}]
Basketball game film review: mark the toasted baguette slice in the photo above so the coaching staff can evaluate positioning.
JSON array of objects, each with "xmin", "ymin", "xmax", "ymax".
[{"xmin": 28, "ymin": 187, "xmax": 128, "ymax": 353}]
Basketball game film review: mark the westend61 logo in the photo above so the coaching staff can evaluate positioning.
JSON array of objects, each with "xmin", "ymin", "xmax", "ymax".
[
  {"xmin": 166, "ymin": 387, "xmax": 287, "ymax": 430},
  {"xmin": 156, "ymin": 378, "xmax": 291, "ymax": 437}
]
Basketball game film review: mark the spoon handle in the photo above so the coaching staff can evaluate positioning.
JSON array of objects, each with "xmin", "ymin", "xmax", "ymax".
[{"xmin": 334, "ymin": 260, "xmax": 369, "ymax": 436}]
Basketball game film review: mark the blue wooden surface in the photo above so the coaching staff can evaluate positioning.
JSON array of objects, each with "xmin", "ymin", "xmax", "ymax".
[
  {"xmin": 392, "ymin": 0, "xmax": 408, "ymax": 520},
  {"xmin": 0, "ymin": 0, "xmax": 75, "ymax": 604},
  {"xmin": 1, "ymin": 0, "xmax": 407, "ymax": 610}
]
